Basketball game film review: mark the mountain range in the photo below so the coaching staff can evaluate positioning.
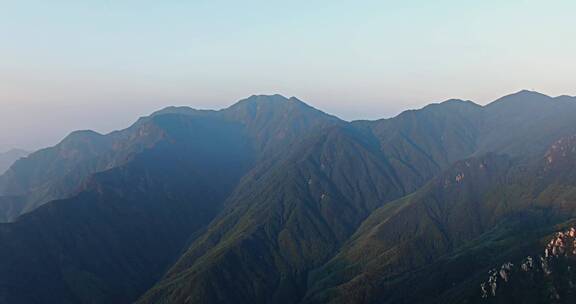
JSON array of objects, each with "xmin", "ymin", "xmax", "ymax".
[{"xmin": 1, "ymin": 90, "xmax": 576, "ymax": 304}]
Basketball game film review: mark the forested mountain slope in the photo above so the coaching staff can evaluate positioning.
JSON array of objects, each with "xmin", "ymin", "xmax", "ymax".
[{"xmin": 0, "ymin": 91, "xmax": 575, "ymax": 304}]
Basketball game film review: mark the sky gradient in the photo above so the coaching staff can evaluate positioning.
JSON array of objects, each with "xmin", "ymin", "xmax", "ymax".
[{"xmin": 1, "ymin": 0, "xmax": 576, "ymax": 151}]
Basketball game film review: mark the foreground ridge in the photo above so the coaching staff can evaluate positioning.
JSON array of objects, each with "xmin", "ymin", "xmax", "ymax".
[{"xmin": 480, "ymin": 227, "xmax": 576, "ymax": 303}]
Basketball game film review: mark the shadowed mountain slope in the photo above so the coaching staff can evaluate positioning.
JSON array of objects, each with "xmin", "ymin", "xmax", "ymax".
[
  {"xmin": 0, "ymin": 113, "xmax": 256, "ymax": 303},
  {"xmin": 0, "ymin": 95, "xmax": 340, "ymax": 303},
  {"xmin": 138, "ymin": 125, "xmax": 435, "ymax": 303},
  {"xmin": 0, "ymin": 95, "xmax": 341, "ymax": 222}
]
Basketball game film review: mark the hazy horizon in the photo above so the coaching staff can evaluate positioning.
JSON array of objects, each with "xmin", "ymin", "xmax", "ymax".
[
  {"xmin": 2, "ymin": 89, "xmax": 573, "ymax": 152},
  {"xmin": 2, "ymin": 0, "xmax": 576, "ymax": 151}
]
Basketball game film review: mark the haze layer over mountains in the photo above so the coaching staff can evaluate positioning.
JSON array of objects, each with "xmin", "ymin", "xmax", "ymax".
[
  {"xmin": 1, "ymin": 90, "xmax": 576, "ymax": 304},
  {"xmin": 0, "ymin": 149, "xmax": 28, "ymax": 175}
]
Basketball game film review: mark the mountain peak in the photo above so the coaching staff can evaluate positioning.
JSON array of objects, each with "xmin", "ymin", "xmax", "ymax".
[
  {"xmin": 553, "ymin": 94, "xmax": 576, "ymax": 102},
  {"xmin": 486, "ymin": 90, "xmax": 553, "ymax": 109},
  {"xmin": 414, "ymin": 98, "xmax": 481, "ymax": 115},
  {"xmin": 515, "ymin": 89, "xmax": 547, "ymax": 96},
  {"xmin": 55, "ymin": 130, "xmax": 111, "ymax": 153},
  {"xmin": 437, "ymin": 98, "xmax": 480, "ymax": 108},
  {"xmin": 510, "ymin": 89, "xmax": 553, "ymax": 100},
  {"xmin": 247, "ymin": 93, "xmax": 289, "ymax": 100},
  {"xmin": 499, "ymin": 89, "xmax": 550, "ymax": 100},
  {"xmin": 232, "ymin": 94, "xmax": 292, "ymax": 107},
  {"xmin": 150, "ymin": 106, "xmax": 217, "ymax": 118},
  {"xmin": 225, "ymin": 94, "xmax": 325, "ymax": 117},
  {"xmin": 62, "ymin": 130, "xmax": 104, "ymax": 142}
]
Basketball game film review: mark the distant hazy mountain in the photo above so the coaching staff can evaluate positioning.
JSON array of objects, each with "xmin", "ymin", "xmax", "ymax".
[
  {"xmin": 1, "ymin": 91, "xmax": 576, "ymax": 304},
  {"xmin": 0, "ymin": 149, "xmax": 28, "ymax": 175}
]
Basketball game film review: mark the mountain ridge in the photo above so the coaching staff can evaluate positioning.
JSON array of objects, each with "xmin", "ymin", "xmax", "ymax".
[
  {"xmin": 0, "ymin": 149, "xmax": 29, "ymax": 175},
  {"xmin": 1, "ymin": 91, "xmax": 576, "ymax": 304}
]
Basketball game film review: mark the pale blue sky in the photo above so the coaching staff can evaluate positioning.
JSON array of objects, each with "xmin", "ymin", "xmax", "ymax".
[{"xmin": 1, "ymin": 0, "xmax": 575, "ymax": 150}]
